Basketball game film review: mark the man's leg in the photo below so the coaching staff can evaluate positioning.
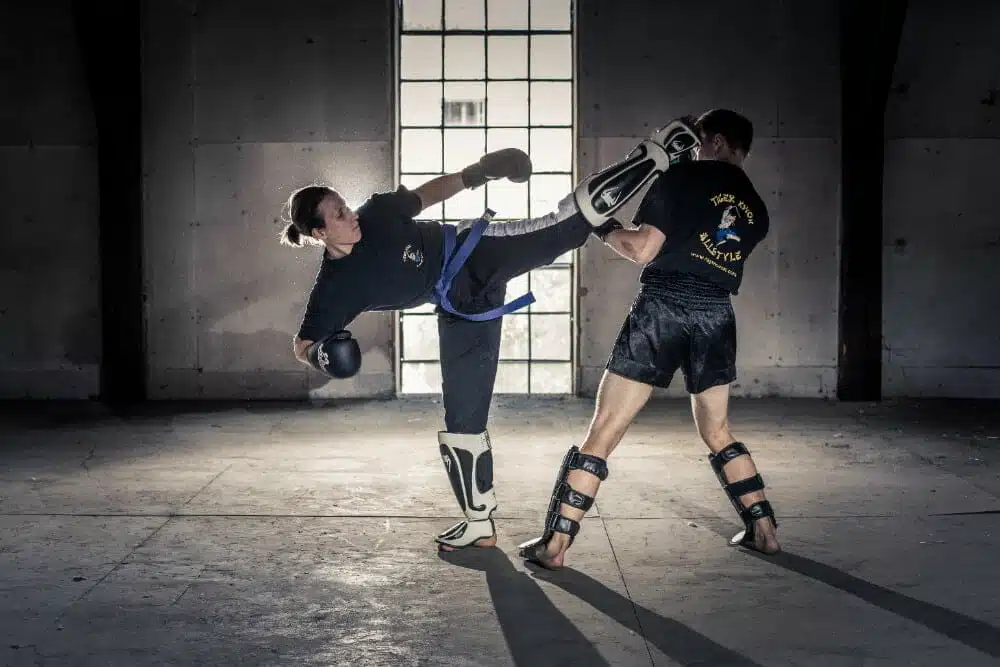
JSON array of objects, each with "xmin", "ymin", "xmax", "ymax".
[
  {"xmin": 683, "ymin": 301, "xmax": 780, "ymax": 554},
  {"xmin": 691, "ymin": 385, "xmax": 780, "ymax": 554},
  {"xmin": 518, "ymin": 370, "xmax": 653, "ymax": 569},
  {"xmin": 519, "ymin": 289, "xmax": 680, "ymax": 569},
  {"xmin": 434, "ymin": 310, "xmax": 504, "ymax": 551}
]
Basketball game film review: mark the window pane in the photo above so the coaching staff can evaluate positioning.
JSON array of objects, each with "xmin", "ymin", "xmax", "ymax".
[
  {"xmin": 529, "ymin": 128, "xmax": 572, "ymax": 172},
  {"xmin": 529, "ymin": 174, "xmax": 572, "ymax": 217},
  {"xmin": 487, "ymin": 82, "xmax": 529, "ymax": 126},
  {"xmin": 530, "ymin": 35, "xmax": 571, "ymax": 79},
  {"xmin": 499, "ymin": 313, "xmax": 529, "ymax": 358},
  {"xmin": 403, "ymin": 0, "xmax": 441, "ymax": 30},
  {"xmin": 531, "ymin": 314, "xmax": 571, "ymax": 360},
  {"xmin": 443, "ymin": 128, "xmax": 485, "ymax": 172},
  {"xmin": 402, "ymin": 313, "xmax": 439, "ymax": 360},
  {"xmin": 444, "ymin": 36, "xmax": 484, "ymax": 79},
  {"xmin": 486, "ymin": 127, "xmax": 529, "ymax": 154},
  {"xmin": 401, "ymin": 362, "xmax": 443, "ymax": 394},
  {"xmin": 531, "ymin": 0, "xmax": 572, "ymax": 30},
  {"xmin": 495, "ymin": 362, "xmax": 528, "ymax": 393},
  {"xmin": 529, "ymin": 82, "xmax": 572, "ymax": 125},
  {"xmin": 486, "ymin": 180, "xmax": 529, "ymax": 219},
  {"xmin": 401, "ymin": 82, "xmax": 442, "ymax": 126},
  {"xmin": 401, "ymin": 129, "xmax": 442, "ymax": 172},
  {"xmin": 529, "ymin": 267, "xmax": 571, "ymax": 312},
  {"xmin": 508, "ymin": 273, "xmax": 529, "ymax": 303},
  {"xmin": 487, "ymin": 36, "xmax": 527, "ymax": 79},
  {"xmin": 445, "ymin": 0, "xmax": 484, "ymax": 29},
  {"xmin": 531, "ymin": 362, "xmax": 571, "ymax": 393},
  {"xmin": 401, "ymin": 36, "xmax": 442, "ymax": 79},
  {"xmin": 443, "ymin": 82, "xmax": 485, "ymax": 126},
  {"xmin": 552, "ymin": 249, "xmax": 574, "ymax": 265},
  {"xmin": 402, "ymin": 301, "xmax": 437, "ymax": 314},
  {"xmin": 443, "ymin": 186, "xmax": 486, "ymax": 220},
  {"xmin": 400, "ymin": 173, "xmax": 444, "ymax": 220},
  {"xmin": 488, "ymin": 0, "xmax": 528, "ymax": 29}
]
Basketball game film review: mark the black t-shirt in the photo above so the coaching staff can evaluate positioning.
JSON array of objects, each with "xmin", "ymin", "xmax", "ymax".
[
  {"xmin": 296, "ymin": 186, "xmax": 444, "ymax": 341},
  {"xmin": 635, "ymin": 160, "xmax": 769, "ymax": 294}
]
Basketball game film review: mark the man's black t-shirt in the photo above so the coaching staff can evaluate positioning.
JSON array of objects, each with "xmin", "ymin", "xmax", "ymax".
[
  {"xmin": 296, "ymin": 186, "xmax": 444, "ymax": 341},
  {"xmin": 635, "ymin": 160, "xmax": 769, "ymax": 295}
]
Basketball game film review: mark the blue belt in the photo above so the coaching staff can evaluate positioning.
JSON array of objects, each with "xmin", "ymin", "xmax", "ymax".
[{"xmin": 430, "ymin": 209, "xmax": 535, "ymax": 321}]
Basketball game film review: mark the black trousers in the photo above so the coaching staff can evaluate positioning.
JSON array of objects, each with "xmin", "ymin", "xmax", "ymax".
[{"xmin": 437, "ymin": 203, "xmax": 591, "ymax": 434}]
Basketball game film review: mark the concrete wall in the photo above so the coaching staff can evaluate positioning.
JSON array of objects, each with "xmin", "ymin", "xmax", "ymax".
[
  {"xmin": 882, "ymin": 0, "xmax": 1000, "ymax": 398},
  {"xmin": 0, "ymin": 0, "xmax": 101, "ymax": 399},
  {"xmin": 3, "ymin": 0, "xmax": 995, "ymax": 401},
  {"xmin": 576, "ymin": 0, "xmax": 841, "ymax": 397},
  {"xmin": 142, "ymin": 0, "xmax": 396, "ymax": 399}
]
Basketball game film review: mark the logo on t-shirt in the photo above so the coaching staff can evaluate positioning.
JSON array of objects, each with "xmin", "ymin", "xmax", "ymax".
[
  {"xmin": 402, "ymin": 244, "xmax": 424, "ymax": 267},
  {"xmin": 693, "ymin": 192, "xmax": 756, "ymax": 276}
]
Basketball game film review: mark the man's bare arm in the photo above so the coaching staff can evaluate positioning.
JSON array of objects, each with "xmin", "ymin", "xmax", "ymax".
[{"xmin": 602, "ymin": 224, "xmax": 666, "ymax": 264}]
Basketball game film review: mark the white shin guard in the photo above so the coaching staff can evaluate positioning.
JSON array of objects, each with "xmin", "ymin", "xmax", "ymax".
[
  {"xmin": 436, "ymin": 431, "xmax": 498, "ymax": 548},
  {"xmin": 573, "ymin": 118, "xmax": 700, "ymax": 229}
]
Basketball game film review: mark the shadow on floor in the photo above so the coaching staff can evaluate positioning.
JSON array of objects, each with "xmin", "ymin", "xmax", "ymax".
[
  {"xmin": 696, "ymin": 515, "xmax": 1000, "ymax": 660},
  {"xmin": 440, "ymin": 546, "xmax": 764, "ymax": 667},
  {"xmin": 439, "ymin": 547, "xmax": 611, "ymax": 666},
  {"xmin": 526, "ymin": 562, "xmax": 765, "ymax": 667}
]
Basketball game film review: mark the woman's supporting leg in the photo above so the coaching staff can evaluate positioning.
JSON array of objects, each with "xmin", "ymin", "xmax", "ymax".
[{"xmin": 434, "ymin": 311, "xmax": 504, "ymax": 550}]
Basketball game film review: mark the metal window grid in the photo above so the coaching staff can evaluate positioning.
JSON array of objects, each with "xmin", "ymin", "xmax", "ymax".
[{"xmin": 395, "ymin": 0, "xmax": 576, "ymax": 395}]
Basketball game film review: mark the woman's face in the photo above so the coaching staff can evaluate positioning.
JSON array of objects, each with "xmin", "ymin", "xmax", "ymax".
[{"xmin": 313, "ymin": 193, "xmax": 361, "ymax": 245}]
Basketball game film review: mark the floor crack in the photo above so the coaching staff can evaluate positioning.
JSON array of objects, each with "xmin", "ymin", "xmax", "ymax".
[
  {"xmin": 596, "ymin": 501, "xmax": 655, "ymax": 667},
  {"xmin": 54, "ymin": 516, "xmax": 173, "ymax": 624},
  {"xmin": 80, "ymin": 444, "xmax": 96, "ymax": 473},
  {"xmin": 182, "ymin": 465, "xmax": 232, "ymax": 506}
]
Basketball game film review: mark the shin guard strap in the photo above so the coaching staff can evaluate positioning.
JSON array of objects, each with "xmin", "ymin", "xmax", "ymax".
[
  {"xmin": 547, "ymin": 513, "xmax": 581, "ymax": 538},
  {"xmin": 557, "ymin": 482, "xmax": 596, "ymax": 512},
  {"xmin": 709, "ymin": 441, "xmax": 751, "ymax": 475},
  {"xmin": 742, "ymin": 500, "xmax": 775, "ymax": 523},
  {"xmin": 726, "ymin": 474, "xmax": 765, "ymax": 498},
  {"xmin": 567, "ymin": 450, "xmax": 609, "ymax": 481}
]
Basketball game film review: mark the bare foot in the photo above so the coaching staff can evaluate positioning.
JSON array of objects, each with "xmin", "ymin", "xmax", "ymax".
[
  {"xmin": 522, "ymin": 534, "xmax": 572, "ymax": 569},
  {"xmin": 437, "ymin": 534, "xmax": 498, "ymax": 552},
  {"xmin": 748, "ymin": 516, "xmax": 781, "ymax": 555}
]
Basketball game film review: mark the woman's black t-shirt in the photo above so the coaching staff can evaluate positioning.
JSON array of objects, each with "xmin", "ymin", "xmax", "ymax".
[{"xmin": 296, "ymin": 186, "xmax": 444, "ymax": 341}]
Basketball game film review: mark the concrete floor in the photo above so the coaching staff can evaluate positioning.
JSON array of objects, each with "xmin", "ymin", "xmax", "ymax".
[{"xmin": 1, "ymin": 396, "xmax": 998, "ymax": 666}]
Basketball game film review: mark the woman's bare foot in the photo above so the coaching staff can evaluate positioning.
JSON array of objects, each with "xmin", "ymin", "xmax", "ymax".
[{"xmin": 437, "ymin": 534, "xmax": 498, "ymax": 552}]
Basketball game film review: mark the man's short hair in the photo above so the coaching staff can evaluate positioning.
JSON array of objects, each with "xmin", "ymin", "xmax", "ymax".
[{"xmin": 695, "ymin": 109, "xmax": 754, "ymax": 155}]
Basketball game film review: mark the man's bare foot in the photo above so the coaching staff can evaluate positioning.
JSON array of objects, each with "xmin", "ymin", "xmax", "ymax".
[
  {"xmin": 437, "ymin": 534, "xmax": 498, "ymax": 552},
  {"xmin": 521, "ymin": 533, "xmax": 572, "ymax": 569},
  {"xmin": 747, "ymin": 516, "xmax": 780, "ymax": 555}
]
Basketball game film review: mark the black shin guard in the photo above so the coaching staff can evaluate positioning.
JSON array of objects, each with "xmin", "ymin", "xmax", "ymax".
[
  {"xmin": 708, "ymin": 442, "xmax": 777, "ymax": 548},
  {"xmin": 518, "ymin": 446, "xmax": 609, "ymax": 559}
]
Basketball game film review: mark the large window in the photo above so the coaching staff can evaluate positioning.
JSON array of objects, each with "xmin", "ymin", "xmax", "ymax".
[{"xmin": 396, "ymin": 0, "xmax": 576, "ymax": 395}]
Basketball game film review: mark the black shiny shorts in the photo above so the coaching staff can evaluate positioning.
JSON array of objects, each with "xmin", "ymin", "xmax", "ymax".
[{"xmin": 606, "ymin": 286, "xmax": 737, "ymax": 394}]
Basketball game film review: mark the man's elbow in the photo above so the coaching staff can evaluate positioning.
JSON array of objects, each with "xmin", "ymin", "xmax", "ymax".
[
  {"xmin": 634, "ymin": 227, "xmax": 663, "ymax": 264},
  {"xmin": 635, "ymin": 246, "xmax": 659, "ymax": 265}
]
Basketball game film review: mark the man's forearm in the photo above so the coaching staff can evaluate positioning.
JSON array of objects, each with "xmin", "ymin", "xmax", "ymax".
[
  {"xmin": 412, "ymin": 173, "xmax": 465, "ymax": 211},
  {"xmin": 602, "ymin": 228, "xmax": 648, "ymax": 264}
]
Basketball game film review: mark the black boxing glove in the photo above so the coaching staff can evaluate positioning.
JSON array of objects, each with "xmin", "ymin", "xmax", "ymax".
[
  {"xmin": 306, "ymin": 330, "xmax": 362, "ymax": 378},
  {"xmin": 461, "ymin": 148, "xmax": 532, "ymax": 189}
]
